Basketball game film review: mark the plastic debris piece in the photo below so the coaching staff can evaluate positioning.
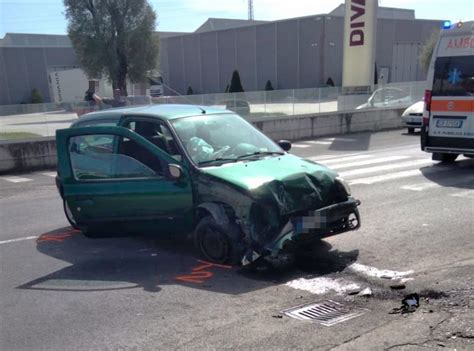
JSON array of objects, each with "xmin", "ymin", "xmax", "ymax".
[
  {"xmin": 358, "ymin": 287, "xmax": 373, "ymax": 297},
  {"xmin": 390, "ymin": 293, "xmax": 420, "ymax": 314},
  {"xmin": 390, "ymin": 282, "xmax": 406, "ymax": 290}
]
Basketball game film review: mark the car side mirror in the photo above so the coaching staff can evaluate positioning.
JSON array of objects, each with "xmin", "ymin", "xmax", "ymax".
[
  {"xmin": 278, "ymin": 140, "xmax": 291, "ymax": 151},
  {"xmin": 168, "ymin": 164, "xmax": 183, "ymax": 179}
]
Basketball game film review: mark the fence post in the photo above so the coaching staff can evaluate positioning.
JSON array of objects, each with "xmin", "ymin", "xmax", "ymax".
[
  {"xmin": 318, "ymin": 88, "xmax": 321, "ymax": 114},
  {"xmin": 292, "ymin": 89, "xmax": 295, "ymax": 115},
  {"xmin": 264, "ymin": 90, "xmax": 267, "ymax": 114}
]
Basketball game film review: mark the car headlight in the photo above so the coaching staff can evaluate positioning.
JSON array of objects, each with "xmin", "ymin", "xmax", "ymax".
[{"xmin": 335, "ymin": 176, "xmax": 352, "ymax": 196}]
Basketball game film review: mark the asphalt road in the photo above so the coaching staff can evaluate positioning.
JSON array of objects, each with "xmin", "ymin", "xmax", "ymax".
[{"xmin": 1, "ymin": 129, "xmax": 473, "ymax": 350}]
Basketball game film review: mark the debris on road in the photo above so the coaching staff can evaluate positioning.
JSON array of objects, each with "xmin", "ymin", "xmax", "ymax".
[
  {"xmin": 349, "ymin": 263, "xmax": 414, "ymax": 280},
  {"xmin": 272, "ymin": 314, "xmax": 283, "ymax": 319},
  {"xmin": 347, "ymin": 288, "xmax": 362, "ymax": 295},
  {"xmin": 390, "ymin": 282, "xmax": 406, "ymax": 290},
  {"xmin": 358, "ymin": 287, "xmax": 373, "ymax": 297},
  {"xmin": 390, "ymin": 293, "xmax": 420, "ymax": 314},
  {"xmin": 286, "ymin": 276, "xmax": 360, "ymax": 295}
]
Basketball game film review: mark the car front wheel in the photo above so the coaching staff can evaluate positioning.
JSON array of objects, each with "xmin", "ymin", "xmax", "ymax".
[
  {"xmin": 408, "ymin": 127, "xmax": 415, "ymax": 134},
  {"xmin": 194, "ymin": 216, "xmax": 244, "ymax": 265}
]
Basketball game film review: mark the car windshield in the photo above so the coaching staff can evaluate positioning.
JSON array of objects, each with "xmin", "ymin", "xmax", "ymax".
[{"xmin": 171, "ymin": 113, "xmax": 283, "ymax": 166}]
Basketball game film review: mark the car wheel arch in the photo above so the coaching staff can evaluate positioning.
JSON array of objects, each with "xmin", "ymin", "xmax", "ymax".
[{"xmin": 196, "ymin": 202, "xmax": 237, "ymax": 227}]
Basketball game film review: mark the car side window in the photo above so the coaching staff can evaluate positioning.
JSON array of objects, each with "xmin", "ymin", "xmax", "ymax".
[
  {"xmin": 123, "ymin": 119, "xmax": 182, "ymax": 161},
  {"xmin": 69, "ymin": 134, "xmax": 165, "ymax": 180}
]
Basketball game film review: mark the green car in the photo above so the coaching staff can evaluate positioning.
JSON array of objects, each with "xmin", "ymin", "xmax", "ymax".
[{"xmin": 56, "ymin": 104, "xmax": 360, "ymax": 265}]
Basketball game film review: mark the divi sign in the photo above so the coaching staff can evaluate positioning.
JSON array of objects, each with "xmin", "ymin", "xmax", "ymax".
[
  {"xmin": 342, "ymin": 0, "xmax": 378, "ymax": 88},
  {"xmin": 349, "ymin": 0, "xmax": 366, "ymax": 46}
]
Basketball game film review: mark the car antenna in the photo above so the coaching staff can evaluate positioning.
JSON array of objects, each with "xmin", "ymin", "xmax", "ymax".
[{"xmin": 161, "ymin": 82, "xmax": 207, "ymax": 114}]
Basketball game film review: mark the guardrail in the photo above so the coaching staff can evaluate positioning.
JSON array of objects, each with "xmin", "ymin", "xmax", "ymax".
[{"xmin": 0, "ymin": 106, "xmax": 407, "ymax": 174}]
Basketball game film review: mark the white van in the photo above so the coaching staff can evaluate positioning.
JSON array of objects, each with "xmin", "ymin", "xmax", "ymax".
[{"xmin": 421, "ymin": 21, "xmax": 474, "ymax": 162}]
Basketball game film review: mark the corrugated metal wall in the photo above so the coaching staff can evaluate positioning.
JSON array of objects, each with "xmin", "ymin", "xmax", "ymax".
[{"xmin": 160, "ymin": 16, "xmax": 442, "ymax": 95}]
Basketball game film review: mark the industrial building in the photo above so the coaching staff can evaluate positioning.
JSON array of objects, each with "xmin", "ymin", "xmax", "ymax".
[{"xmin": 0, "ymin": 5, "xmax": 443, "ymax": 105}]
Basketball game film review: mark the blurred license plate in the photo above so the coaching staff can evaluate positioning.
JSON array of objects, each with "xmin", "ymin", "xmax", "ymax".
[{"xmin": 436, "ymin": 119, "xmax": 463, "ymax": 128}]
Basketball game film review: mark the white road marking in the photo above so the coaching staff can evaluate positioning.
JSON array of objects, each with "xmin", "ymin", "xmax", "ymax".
[
  {"xmin": 311, "ymin": 154, "xmax": 373, "ymax": 165},
  {"xmin": 350, "ymin": 169, "xmax": 423, "ymax": 185},
  {"xmin": 292, "ymin": 144, "xmax": 311, "ymax": 148},
  {"xmin": 339, "ymin": 159, "xmax": 433, "ymax": 178},
  {"xmin": 306, "ymin": 137, "xmax": 357, "ymax": 143},
  {"xmin": 401, "ymin": 182, "xmax": 440, "ymax": 191},
  {"xmin": 286, "ymin": 277, "xmax": 360, "ymax": 295},
  {"xmin": 349, "ymin": 263, "xmax": 414, "ymax": 280},
  {"xmin": 450, "ymin": 190, "xmax": 474, "ymax": 199},
  {"xmin": 349, "ymin": 165, "xmax": 457, "ymax": 185},
  {"xmin": 1, "ymin": 176, "xmax": 33, "ymax": 183},
  {"xmin": 40, "ymin": 172, "xmax": 57, "ymax": 177},
  {"xmin": 329, "ymin": 155, "xmax": 410, "ymax": 170},
  {"xmin": 0, "ymin": 236, "xmax": 38, "ymax": 245}
]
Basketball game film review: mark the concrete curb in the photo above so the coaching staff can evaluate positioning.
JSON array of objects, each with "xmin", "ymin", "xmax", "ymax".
[
  {"xmin": 0, "ymin": 107, "xmax": 406, "ymax": 175},
  {"xmin": 0, "ymin": 137, "xmax": 56, "ymax": 175}
]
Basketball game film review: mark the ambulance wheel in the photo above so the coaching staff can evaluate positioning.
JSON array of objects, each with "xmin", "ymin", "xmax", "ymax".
[{"xmin": 432, "ymin": 153, "xmax": 458, "ymax": 163}]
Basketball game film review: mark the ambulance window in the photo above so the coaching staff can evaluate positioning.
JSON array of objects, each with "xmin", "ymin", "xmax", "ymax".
[{"xmin": 432, "ymin": 56, "xmax": 474, "ymax": 96}]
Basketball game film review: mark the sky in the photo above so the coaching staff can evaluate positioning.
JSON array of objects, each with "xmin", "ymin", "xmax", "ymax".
[{"xmin": 0, "ymin": 0, "xmax": 473, "ymax": 38}]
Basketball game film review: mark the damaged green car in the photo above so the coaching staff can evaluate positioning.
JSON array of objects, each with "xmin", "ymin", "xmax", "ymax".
[{"xmin": 56, "ymin": 104, "xmax": 360, "ymax": 265}]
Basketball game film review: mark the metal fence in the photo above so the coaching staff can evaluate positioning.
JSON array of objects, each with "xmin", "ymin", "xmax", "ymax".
[{"xmin": 0, "ymin": 81, "xmax": 425, "ymax": 140}]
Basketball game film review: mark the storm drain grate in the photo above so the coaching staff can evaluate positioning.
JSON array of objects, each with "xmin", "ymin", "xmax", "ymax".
[{"xmin": 281, "ymin": 300, "xmax": 368, "ymax": 327}]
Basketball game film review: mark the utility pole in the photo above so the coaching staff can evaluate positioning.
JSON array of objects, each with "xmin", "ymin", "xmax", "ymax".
[{"xmin": 248, "ymin": 0, "xmax": 254, "ymax": 20}]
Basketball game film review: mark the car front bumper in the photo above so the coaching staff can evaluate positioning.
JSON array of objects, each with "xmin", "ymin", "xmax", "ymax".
[
  {"xmin": 241, "ymin": 197, "xmax": 361, "ymax": 265},
  {"xmin": 401, "ymin": 115, "xmax": 422, "ymax": 128}
]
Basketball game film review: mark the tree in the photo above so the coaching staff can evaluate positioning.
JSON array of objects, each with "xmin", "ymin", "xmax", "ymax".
[
  {"xmin": 31, "ymin": 88, "xmax": 43, "ymax": 104},
  {"xmin": 224, "ymin": 84, "xmax": 230, "ymax": 93},
  {"xmin": 419, "ymin": 31, "xmax": 439, "ymax": 73},
  {"xmin": 265, "ymin": 80, "xmax": 274, "ymax": 91},
  {"xmin": 187, "ymin": 86, "xmax": 194, "ymax": 95},
  {"xmin": 229, "ymin": 70, "xmax": 244, "ymax": 93},
  {"xmin": 326, "ymin": 77, "xmax": 334, "ymax": 87},
  {"xmin": 64, "ymin": 0, "xmax": 159, "ymax": 96}
]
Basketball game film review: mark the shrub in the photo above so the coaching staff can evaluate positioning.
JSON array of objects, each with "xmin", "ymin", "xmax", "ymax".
[
  {"xmin": 31, "ymin": 88, "xmax": 43, "ymax": 104},
  {"xmin": 265, "ymin": 80, "xmax": 274, "ymax": 91},
  {"xmin": 229, "ymin": 70, "xmax": 244, "ymax": 93}
]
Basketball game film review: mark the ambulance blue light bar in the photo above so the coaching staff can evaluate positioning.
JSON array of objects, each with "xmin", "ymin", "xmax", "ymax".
[{"xmin": 443, "ymin": 21, "xmax": 452, "ymax": 29}]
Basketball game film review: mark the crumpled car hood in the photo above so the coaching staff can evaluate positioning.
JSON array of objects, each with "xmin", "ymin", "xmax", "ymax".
[{"xmin": 201, "ymin": 154, "xmax": 339, "ymax": 215}]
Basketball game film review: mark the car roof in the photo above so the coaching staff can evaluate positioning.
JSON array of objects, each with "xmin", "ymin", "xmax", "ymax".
[{"xmin": 76, "ymin": 104, "xmax": 232, "ymax": 123}]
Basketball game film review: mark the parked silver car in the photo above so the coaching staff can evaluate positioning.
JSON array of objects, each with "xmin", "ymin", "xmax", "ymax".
[
  {"xmin": 356, "ymin": 87, "xmax": 412, "ymax": 110},
  {"xmin": 401, "ymin": 100, "xmax": 424, "ymax": 134}
]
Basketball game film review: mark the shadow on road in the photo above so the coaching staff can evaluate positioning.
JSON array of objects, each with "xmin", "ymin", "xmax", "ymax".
[
  {"xmin": 420, "ymin": 158, "xmax": 474, "ymax": 190},
  {"xmin": 328, "ymin": 132, "xmax": 371, "ymax": 151},
  {"xmin": 17, "ymin": 227, "xmax": 358, "ymax": 295}
]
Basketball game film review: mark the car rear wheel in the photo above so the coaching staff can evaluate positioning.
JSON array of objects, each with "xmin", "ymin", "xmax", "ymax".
[{"xmin": 194, "ymin": 216, "xmax": 244, "ymax": 265}]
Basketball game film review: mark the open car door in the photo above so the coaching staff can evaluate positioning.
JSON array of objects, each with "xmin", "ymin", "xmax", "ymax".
[{"xmin": 56, "ymin": 126, "xmax": 193, "ymax": 236}]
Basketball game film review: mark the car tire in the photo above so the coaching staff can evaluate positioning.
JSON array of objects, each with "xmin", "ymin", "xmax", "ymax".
[
  {"xmin": 194, "ymin": 216, "xmax": 244, "ymax": 265},
  {"xmin": 63, "ymin": 199, "xmax": 80, "ymax": 230},
  {"xmin": 408, "ymin": 127, "xmax": 415, "ymax": 134},
  {"xmin": 432, "ymin": 153, "xmax": 458, "ymax": 163}
]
